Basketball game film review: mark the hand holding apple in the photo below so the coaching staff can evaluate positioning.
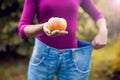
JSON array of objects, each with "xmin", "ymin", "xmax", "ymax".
[{"xmin": 43, "ymin": 17, "xmax": 68, "ymax": 37}]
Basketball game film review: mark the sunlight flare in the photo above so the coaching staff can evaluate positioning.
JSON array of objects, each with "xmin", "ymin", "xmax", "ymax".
[{"xmin": 115, "ymin": 0, "xmax": 120, "ymax": 3}]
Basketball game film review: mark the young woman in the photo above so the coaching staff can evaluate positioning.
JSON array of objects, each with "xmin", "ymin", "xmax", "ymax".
[{"xmin": 18, "ymin": 0, "xmax": 108, "ymax": 80}]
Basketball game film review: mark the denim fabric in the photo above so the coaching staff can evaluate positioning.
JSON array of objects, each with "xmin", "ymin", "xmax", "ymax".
[{"xmin": 28, "ymin": 38, "xmax": 93, "ymax": 80}]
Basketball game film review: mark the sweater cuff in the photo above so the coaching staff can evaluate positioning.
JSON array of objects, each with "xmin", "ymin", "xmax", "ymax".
[
  {"xmin": 18, "ymin": 25, "xmax": 28, "ymax": 40},
  {"xmin": 94, "ymin": 14, "xmax": 104, "ymax": 23}
]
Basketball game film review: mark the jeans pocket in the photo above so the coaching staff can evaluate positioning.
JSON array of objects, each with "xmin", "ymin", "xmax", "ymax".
[
  {"xmin": 72, "ymin": 48, "xmax": 92, "ymax": 73},
  {"xmin": 30, "ymin": 49, "xmax": 45, "ymax": 66}
]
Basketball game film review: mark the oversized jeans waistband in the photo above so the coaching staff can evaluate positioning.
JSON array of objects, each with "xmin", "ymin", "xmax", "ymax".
[{"xmin": 34, "ymin": 38, "xmax": 93, "ymax": 57}]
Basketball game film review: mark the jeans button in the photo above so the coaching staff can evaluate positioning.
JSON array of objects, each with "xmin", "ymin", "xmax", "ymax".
[{"xmin": 59, "ymin": 51, "xmax": 63, "ymax": 54}]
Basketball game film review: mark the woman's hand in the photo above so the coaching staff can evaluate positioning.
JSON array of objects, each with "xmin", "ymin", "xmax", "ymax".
[
  {"xmin": 92, "ymin": 30, "xmax": 108, "ymax": 49},
  {"xmin": 43, "ymin": 22, "xmax": 68, "ymax": 37}
]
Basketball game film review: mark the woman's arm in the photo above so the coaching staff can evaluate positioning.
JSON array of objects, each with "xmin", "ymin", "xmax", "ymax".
[
  {"xmin": 18, "ymin": 0, "xmax": 68, "ymax": 40},
  {"xmin": 18, "ymin": 0, "xmax": 37, "ymax": 39},
  {"xmin": 24, "ymin": 23, "xmax": 68, "ymax": 38},
  {"xmin": 80, "ymin": 0, "xmax": 108, "ymax": 49},
  {"xmin": 80, "ymin": 0, "xmax": 104, "ymax": 22},
  {"xmin": 24, "ymin": 24, "xmax": 44, "ymax": 38},
  {"xmin": 92, "ymin": 18, "xmax": 108, "ymax": 49}
]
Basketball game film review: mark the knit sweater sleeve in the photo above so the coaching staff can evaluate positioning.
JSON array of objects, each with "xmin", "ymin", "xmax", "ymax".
[
  {"xmin": 80, "ymin": 0, "xmax": 104, "ymax": 23},
  {"xmin": 18, "ymin": 0, "xmax": 37, "ymax": 40}
]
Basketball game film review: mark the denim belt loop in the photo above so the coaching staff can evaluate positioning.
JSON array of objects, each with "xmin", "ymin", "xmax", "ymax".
[
  {"xmin": 70, "ymin": 49, "xmax": 73, "ymax": 59},
  {"xmin": 71, "ymin": 49, "xmax": 75, "ymax": 52},
  {"xmin": 71, "ymin": 49, "xmax": 75, "ymax": 59}
]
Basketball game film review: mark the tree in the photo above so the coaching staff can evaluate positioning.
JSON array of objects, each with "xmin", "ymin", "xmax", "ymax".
[{"xmin": 0, "ymin": 0, "xmax": 33, "ymax": 57}]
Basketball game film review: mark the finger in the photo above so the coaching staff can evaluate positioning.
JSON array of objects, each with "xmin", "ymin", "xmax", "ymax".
[
  {"xmin": 98, "ymin": 44, "xmax": 105, "ymax": 48},
  {"xmin": 51, "ymin": 30, "xmax": 60, "ymax": 37},
  {"xmin": 46, "ymin": 33, "xmax": 52, "ymax": 36},
  {"xmin": 44, "ymin": 29, "xmax": 52, "ymax": 36},
  {"xmin": 57, "ymin": 31, "xmax": 68, "ymax": 36},
  {"xmin": 47, "ymin": 30, "xmax": 68, "ymax": 37},
  {"xmin": 44, "ymin": 27, "xmax": 51, "ymax": 34},
  {"xmin": 51, "ymin": 30, "xmax": 59, "ymax": 35},
  {"xmin": 93, "ymin": 45, "xmax": 101, "ymax": 50},
  {"xmin": 92, "ymin": 40, "xmax": 99, "ymax": 49},
  {"xmin": 60, "ymin": 31, "xmax": 68, "ymax": 34},
  {"xmin": 51, "ymin": 30, "xmax": 68, "ymax": 37},
  {"xmin": 94, "ymin": 44, "xmax": 105, "ymax": 49},
  {"xmin": 45, "ymin": 30, "xmax": 51, "ymax": 35},
  {"xmin": 43, "ymin": 23, "xmax": 51, "ymax": 35},
  {"xmin": 94, "ymin": 45, "xmax": 101, "ymax": 49}
]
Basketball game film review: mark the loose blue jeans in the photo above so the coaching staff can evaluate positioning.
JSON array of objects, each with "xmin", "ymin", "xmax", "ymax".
[{"xmin": 28, "ymin": 38, "xmax": 93, "ymax": 80}]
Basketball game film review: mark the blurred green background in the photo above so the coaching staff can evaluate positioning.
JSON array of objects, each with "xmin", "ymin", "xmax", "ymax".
[{"xmin": 0, "ymin": 0, "xmax": 120, "ymax": 80}]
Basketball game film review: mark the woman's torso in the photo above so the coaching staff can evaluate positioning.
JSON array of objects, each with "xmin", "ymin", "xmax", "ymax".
[{"xmin": 36, "ymin": 0, "xmax": 83, "ymax": 49}]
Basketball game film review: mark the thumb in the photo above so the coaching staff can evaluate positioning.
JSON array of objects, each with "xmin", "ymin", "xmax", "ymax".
[{"xmin": 43, "ymin": 22, "xmax": 51, "ymax": 35}]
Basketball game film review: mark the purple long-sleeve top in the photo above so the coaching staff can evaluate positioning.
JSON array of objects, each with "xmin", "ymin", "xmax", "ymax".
[{"xmin": 18, "ymin": 0, "xmax": 104, "ymax": 49}]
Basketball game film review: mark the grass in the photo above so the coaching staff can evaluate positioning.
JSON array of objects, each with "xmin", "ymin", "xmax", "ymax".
[{"xmin": 0, "ymin": 44, "xmax": 114, "ymax": 80}]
